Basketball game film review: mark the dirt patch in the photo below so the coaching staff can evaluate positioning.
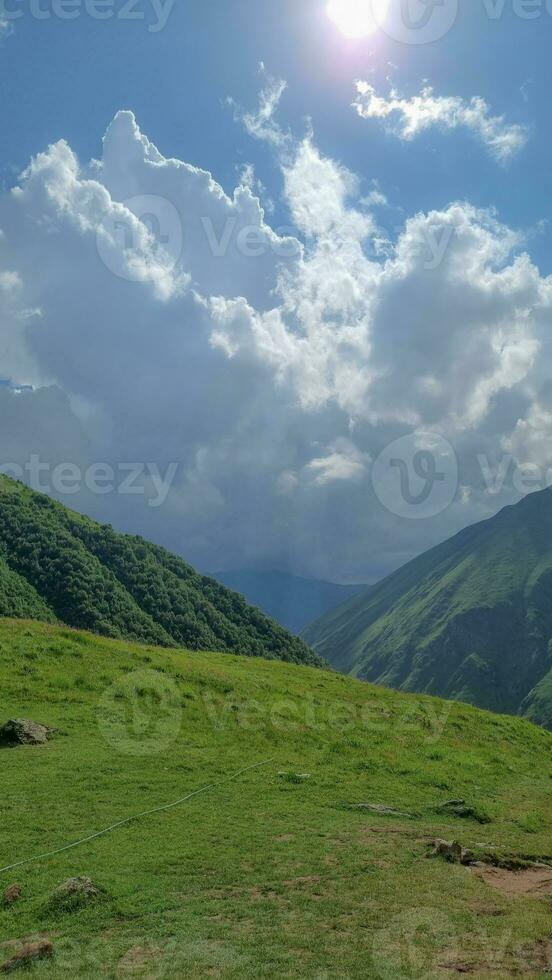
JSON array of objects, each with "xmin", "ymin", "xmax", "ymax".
[
  {"xmin": 357, "ymin": 824, "xmax": 422, "ymax": 841},
  {"xmin": 532, "ymin": 938, "xmax": 552, "ymax": 973},
  {"xmin": 0, "ymin": 934, "xmax": 55, "ymax": 953},
  {"xmin": 1, "ymin": 939, "xmax": 53, "ymax": 973},
  {"xmin": 249, "ymin": 887, "xmax": 281, "ymax": 902},
  {"xmin": 471, "ymin": 864, "xmax": 552, "ymax": 898},
  {"xmin": 439, "ymin": 938, "xmax": 552, "ymax": 977},
  {"xmin": 282, "ymin": 875, "xmax": 322, "ymax": 888},
  {"xmin": 510, "ymin": 938, "xmax": 552, "ymax": 977},
  {"xmin": 205, "ymin": 885, "xmax": 245, "ymax": 898},
  {"xmin": 2, "ymin": 886, "xmax": 21, "ymax": 907},
  {"xmin": 471, "ymin": 903, "xmax": 507, "ymax": 917},
  {"xmin": 439, "ymin": 962, "xmax": 476, "ymax": 974},
  {"xmin": 117, "ymin": 945, "xmax": 161, "ymax": 975}
]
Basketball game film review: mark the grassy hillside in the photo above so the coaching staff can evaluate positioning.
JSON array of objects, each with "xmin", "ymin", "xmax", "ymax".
[
  {"xmin": 212, "ymin": 570, "xmax": 364, "ymax": 634},
  {"xmin": 1, "ymin": 618, "xmax": 551, "ymax": 977},
  {"xmin": 0, "ymin": 476, "xmax": 319, "ymax": 667},
  {"xmin": 303, "ymin": 488, "xmax": 552, "ymax": 727}
]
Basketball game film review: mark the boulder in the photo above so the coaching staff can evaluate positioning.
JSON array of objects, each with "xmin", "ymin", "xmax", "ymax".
[
  {"xmin": 0, "ymin": 719, "xmax": 50, "ymax": 747},
  {"xmin": 430, "ymin": 839, "xmax": 474, "ymax": 865}
]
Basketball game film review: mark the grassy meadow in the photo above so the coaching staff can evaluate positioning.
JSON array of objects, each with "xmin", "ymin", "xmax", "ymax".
[{"xmin": 0, "ymin": 618, "xmax": 551, "ymax": 978}]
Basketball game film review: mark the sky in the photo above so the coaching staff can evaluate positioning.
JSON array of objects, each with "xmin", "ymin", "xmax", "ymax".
[{"xmin": 1, "ymin": 0, "xmax": 552, "ymax": 584}]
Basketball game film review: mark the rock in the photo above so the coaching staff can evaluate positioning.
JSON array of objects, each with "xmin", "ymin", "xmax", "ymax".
[
  {"xmin": 0, "ymin": 719, "xmax": 50, "ymax": 747},
  {"xmin": 278, "ymin": 772, "xmax": 311, "ymax": 783},
  {"xmin": 430, "ymin": 839, "xmax": 474, "ymax": 865},
  {"xmin": 49, "ymin": 876, "xmax": 100, "ymax": 910},
  {"xmin": 431, "ymin": 839, "xmax": 463, "ymax": 863},
  {"xmin": 435, "ymin": 799, "xmax": 491, "ymax": 824},
  {"xmin": 348, "ymin": 803, "xmax": 414, "ymax": 818},
  {"xmin": 0, "ymin": 940, "xmax": 53, "ymax": 972},
  {"xmin": 3, "ymin": 884, "xmax": 22, "ymax": 905}
]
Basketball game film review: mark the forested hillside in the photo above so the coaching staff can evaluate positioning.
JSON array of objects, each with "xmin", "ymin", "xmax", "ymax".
[{"xmin": 0, "ymin": 476, "xmax": 320, "ymax": 666}]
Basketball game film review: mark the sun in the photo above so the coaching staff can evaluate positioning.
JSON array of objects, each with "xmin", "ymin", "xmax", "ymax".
[{"xmin": 327, "ymin": 0, "xmax": 389, "ymax": 38}]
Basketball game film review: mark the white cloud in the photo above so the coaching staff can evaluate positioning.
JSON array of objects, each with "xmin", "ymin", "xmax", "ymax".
[
  {"xmin": 304, "ymin": 440, "xmax": 369, "ymax": 486},
  {"xmin": 360, "ymin": 182, "xmax": 388, "ymax": 209},
  {"xmin": 354, "ymin": 82, "xmax": 528, "ymax": 163},
  {"xmin": 229, "ymin": 65, "xmax": 288, "ymax": 148},
  {"xmin": 283, "ymin": 138, "xmax": 374, "ymax": 241},
  {"xmin": 0, "ymin": 95, "xmax": 550, "ymax": 584},
  {"xmin": 0, "ymin": 16, "xmax": 14, "ymax": 42},
  {"xmin": 0, "ymin": 270, "xmax": 21, "ymax": 292}
]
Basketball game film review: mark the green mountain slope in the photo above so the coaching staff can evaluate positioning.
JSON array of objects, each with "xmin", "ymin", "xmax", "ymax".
[
  {"xmin": 303, "ymin": 488, "xmax": 552, "ymax": 727},
  {"xmin": 0, "ymin": 476, "xmax": 319, "ymax": 666},
  {"xmin": 0, "ymin": 555, "xmax": 58, "ymax": 623},
  {"xmin": 1, "ymin": 619, "xmax": 551, "ymax": 977}
]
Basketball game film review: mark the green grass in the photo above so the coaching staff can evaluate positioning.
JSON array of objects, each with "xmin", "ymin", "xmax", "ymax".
[{"xmin": 1, "ymin": 619, "xmax": 551, "ymax": 978}]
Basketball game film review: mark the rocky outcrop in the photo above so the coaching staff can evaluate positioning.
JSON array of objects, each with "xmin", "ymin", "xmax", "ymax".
[{"xmin": 0, "ymin": 719, "xmax": 51, "ymax": 746}]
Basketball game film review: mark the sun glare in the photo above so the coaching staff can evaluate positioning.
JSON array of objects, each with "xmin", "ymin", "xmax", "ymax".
[{"xmin": 327, "ymin": 0, "xmax": 389, "ymax": 38}]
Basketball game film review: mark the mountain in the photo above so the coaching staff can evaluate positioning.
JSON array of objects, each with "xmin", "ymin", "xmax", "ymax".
[
  {"xmin": 0, "ymin": 476, "xmax": 320, "ymax": 666},
  {"xmin": 211, "ymin": 569, "xmax": 364, "ymax": 633},
  {"xmin": 303, "ymin": 487, "xmax": 552, "ymax": 728},
  {"xmin": 1, "ymin": 618, "xmax": 551, "ymax": 976}
]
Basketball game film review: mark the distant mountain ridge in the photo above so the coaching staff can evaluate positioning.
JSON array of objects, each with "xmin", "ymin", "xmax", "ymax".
[
  {"xmin": 0, "ymin": 476, "xmax": 321, "ymax": 667},
  {"xmin": 212, "ymin": 569, "xmax": 365, "ymax": 634},
  {"xmin": 303, "ymin": 488, "xmax": 552, "ymax": 728}
]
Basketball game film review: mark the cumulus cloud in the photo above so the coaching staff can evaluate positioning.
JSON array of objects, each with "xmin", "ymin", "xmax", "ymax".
[
  {"xmin": 353, "ymin": 82, "xmax": 529, "ymax": 163},
  {"xmin": 0, "ymin": 91, "xmax": 550, "ymax": 584}
]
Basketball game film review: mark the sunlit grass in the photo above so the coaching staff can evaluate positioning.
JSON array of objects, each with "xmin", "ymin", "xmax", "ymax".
[{"xmin": 0, "ymin": 618, "xmax": 551, "ymax": 977}]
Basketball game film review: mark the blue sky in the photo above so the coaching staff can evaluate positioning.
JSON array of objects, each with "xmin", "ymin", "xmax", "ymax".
[
  {"xmin": 1, "ymin": 0, "xmax": 552, "ymax": 584},
  {"xmin": 2, "ymin": 1, "xmax": 551, "ymax": 265}
]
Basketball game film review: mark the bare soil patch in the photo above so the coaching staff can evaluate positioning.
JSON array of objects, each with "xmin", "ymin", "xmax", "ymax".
[{"xmin": 471, "ymin": 864, "xmax": 552, "ymax": 898}]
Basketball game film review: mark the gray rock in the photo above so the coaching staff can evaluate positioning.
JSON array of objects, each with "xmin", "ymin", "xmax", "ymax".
[
  {"xmin": 430, "ymin": 839, "xmax": 474, "ymax": 865},
  {"xmin": 0, "ymin": 719, "xmax": 51, "ymax": 746},
  {"xmin": 434, "ymin": 799, "xmax": 491, "ymax": 824},
  {"xmin": 348, "ymin": 803, "xmax": 414, "ymax": 818}
]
